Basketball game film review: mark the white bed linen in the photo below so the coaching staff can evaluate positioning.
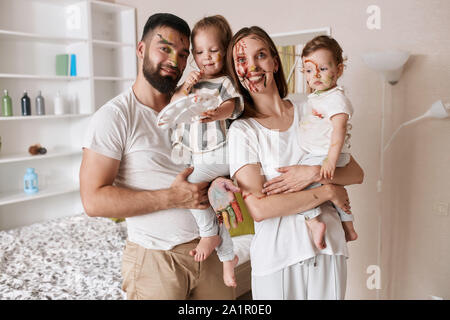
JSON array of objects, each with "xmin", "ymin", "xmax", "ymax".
[{"xmin": 0, "ymin": 214, "xmax": 252, "ymax": 300}]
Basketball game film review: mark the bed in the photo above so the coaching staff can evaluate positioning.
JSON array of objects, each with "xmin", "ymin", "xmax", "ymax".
[{"xmin": 0, "ymin": 214, "xmax": 252, "ymax": 300}]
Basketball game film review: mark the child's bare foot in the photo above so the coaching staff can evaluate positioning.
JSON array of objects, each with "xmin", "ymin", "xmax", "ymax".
[
  {"xmin": 342, "ymin": 221, "xmax": 358, "ymax": 242},
  {"xmin": 305, "ymin": 217, "xmax": 327, "ymax": 250},
  {"xmin": 223, "ymin": 255, "xmax": 239, "ymax": 288},
  {"xmin": 189, "ymin": 235, "xmax": 221, "ymax": 262}
]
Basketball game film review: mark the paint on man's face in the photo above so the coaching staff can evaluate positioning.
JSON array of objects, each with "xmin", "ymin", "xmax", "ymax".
[{"xmin": 157, "ymin": 33, "xmax": 179, "ymax": 67}]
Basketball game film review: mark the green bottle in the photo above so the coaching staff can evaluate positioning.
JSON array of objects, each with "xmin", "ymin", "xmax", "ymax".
[{"xmin": 2, "ymin": 90, "xmax": 13, "ymax": 116}]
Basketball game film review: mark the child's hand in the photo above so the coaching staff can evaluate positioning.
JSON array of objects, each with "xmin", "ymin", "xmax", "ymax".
[
  {"xmin": 200, "ymin": 108, "xmax": 221, "ymax": 123},
  {"xmin": 200, "ymin": 99, "xmax": 235, "ymax": 123},
  {"xmin": 181, "ymin": 69, "xmax": 204, "ymax": 95},
  {"xmin": 320, "ymin": 158, "xmax": 337, "ymax": 180}
]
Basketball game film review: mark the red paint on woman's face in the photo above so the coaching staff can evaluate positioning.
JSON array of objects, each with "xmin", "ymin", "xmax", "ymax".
[
  {"xmin": 233, "ymin": 37, "xmax": 276, "ymax": 93},
  {"xmin": 234, "ymin": 39, "xmax": 259, "ymax": 92}
]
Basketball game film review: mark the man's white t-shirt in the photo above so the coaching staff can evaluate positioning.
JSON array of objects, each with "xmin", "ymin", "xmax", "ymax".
[
  {"xmin": 228, "ymin": 99, "xmax": 349, "ymax": 277},
  {"xmin": 299, "ymin": 86, "xmax": 353, "ymax": 155},
  {"xmin": 82, "ymin": 87, "xmax": 199, "ymax": 250}
]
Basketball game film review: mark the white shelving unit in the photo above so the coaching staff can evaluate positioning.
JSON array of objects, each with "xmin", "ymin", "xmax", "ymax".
[{"xmin": 0, "ymin": 0, "xmax": 137, "ymax": 230}]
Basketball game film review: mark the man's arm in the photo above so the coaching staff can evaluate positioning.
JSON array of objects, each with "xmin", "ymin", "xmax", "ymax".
[{"xmin": 79, "ymin": 148, "xmax": 210, "ymax": 218}]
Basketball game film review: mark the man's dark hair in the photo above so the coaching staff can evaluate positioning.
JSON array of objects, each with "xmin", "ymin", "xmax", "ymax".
[{"xmin": 141, "ymin": 13, "xmax": 191, "ymax": 41}]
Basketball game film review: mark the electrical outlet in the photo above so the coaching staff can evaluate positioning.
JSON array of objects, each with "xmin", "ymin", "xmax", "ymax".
[{"xmin": 433, "ymin": 202, "xmax": 449, "ymax": 216}]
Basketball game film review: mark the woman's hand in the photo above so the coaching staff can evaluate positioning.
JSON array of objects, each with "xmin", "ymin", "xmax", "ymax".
[
  {"xmin": 326, "ymin": 184, "xmax": 351, "ymax": 214},
  {"xmin": 262, "ymin": 165, "xmax": 321, "ymax": 195}
]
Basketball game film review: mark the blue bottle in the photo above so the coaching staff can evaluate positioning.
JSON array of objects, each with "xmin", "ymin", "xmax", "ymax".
[
  {"xmin": 70, "ymin": 54, "xmax": 77, "ymax": 76},
  {"xmin": 24, "ymin": 168, "xmax": 39, "ymax": 194}
]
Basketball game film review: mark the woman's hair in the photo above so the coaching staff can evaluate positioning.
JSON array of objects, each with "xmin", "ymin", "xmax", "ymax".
[
  {"xmin": 226, "ymin": 26, "xmax": 288, "ymax": 119},
  {"xmin": 191, "ymin": 15, "xmax": 232, "ymax": 74},
  {"xmin": 301, "ymin": 35, "xmax": 344, "ymax": 66}
]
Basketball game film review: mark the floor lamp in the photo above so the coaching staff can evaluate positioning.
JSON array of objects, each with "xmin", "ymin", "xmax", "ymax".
[
  {"xmin": 362, "ymin": 50, "xmax": 409, "ymax": 300},
  {"xmin": 363, "ymin": 50, "xmax": 450, "ymax": 299}
]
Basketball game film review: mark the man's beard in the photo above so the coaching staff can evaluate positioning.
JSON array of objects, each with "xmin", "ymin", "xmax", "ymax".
[{"xmin": 143, "ymin": 54, "xmax": 181, "ymax": 94}]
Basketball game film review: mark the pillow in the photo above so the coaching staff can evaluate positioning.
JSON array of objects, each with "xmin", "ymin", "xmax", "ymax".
[{"xmin": 229, "ymin": 192, "xmax": 255, "ymax": 237}]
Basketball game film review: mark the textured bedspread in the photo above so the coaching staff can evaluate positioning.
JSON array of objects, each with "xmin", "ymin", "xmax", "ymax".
[{"xmin": 0, "ymin": 214, "xmax": 128, "ymax": 300}]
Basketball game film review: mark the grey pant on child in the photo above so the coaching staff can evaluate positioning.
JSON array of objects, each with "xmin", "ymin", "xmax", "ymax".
[
  {"xmin": 185, "ymin": 145, "xmax": 235, "ymax": 262},
  {"xmin": 299, "ymin": 153, "xmax": 354, "ymax": 222}
]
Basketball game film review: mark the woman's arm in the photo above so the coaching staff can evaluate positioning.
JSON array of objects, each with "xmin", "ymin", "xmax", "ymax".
[
  {"xmin": 320, "ymin": 156, "xmax": 364, "ymax": 186},
  {"xmin": 235, "ymin": 163, "xmax": 351, "ymax": 222},
  {"xmin": 262, "ymin": 156, "xmax": 364, "ymax": 195}
]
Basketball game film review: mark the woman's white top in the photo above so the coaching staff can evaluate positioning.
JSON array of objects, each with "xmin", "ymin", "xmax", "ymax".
[{"xmin": 228, "ymin": 100, "xmax": 349, "ymax": 277}]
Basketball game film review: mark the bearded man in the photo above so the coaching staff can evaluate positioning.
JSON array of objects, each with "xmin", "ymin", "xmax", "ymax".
[{"xmin": 79, "ymin": 13, "xmax": 235, "ymax": 300}]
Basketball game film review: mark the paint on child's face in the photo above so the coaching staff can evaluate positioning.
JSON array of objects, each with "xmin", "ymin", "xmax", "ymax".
[
  {"xmin": 233, "ymin": 37, "xmax": 275, "ymax": 93},
  {"xmin": 192, "ymin": 29, "xmax": 225, "ymax": 79},
  {"xmin": 302, "ymin": 48, "xmax": 340, "ymax": 92}
]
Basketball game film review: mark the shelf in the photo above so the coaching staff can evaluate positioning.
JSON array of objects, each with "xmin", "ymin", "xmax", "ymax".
[
  {"xmin": 92, "ymin": 39, "xmax": 134, "ymax": 48},
  {"xmin": 0, "ymin": 74, "xmax": 89, "ymax": 81},
  {"xmin": 94, "ymin": 76, "xmax": 134, "ymax": 81},
  {"xmin": 0, "ymin": 183, "xmax": 79, "ymax": 206},
  {"xmin": 91, "ymin": 0, "xmax": 134, "ymax": 12},
  {"xmin": 0, "ymin": 149, "xmax": 82, "ymax": 164},
  {"xmin": 0, "ymin": 114, "xmax": 91, "ymax": 121},
  {"xmin": 271, "ymin": 27, "xmax": 331, "ymax": 46},
  {"xmin": 0, "ymin": 29, "xmax": 88, "ymax": 44}
]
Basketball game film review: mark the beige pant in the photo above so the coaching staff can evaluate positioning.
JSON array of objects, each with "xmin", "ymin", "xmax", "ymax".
[{"xmin": 121, "ymin": 239, "xmax": 235, "ymax": 300}]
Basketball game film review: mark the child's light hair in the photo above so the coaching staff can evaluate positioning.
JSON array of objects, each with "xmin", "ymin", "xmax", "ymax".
[{"xmin": 302, "ymin": 35, "xmax": 346, "ymax": 66}]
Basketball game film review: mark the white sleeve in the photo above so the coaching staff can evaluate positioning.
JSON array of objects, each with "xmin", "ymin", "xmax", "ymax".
[
  {"xmin": 220, "ymin": 76, "xmax": 243, "ymax": 119},
  {"xmin": 228, "ymin": 121, "xmax": 260, "ymax": 178},
  {"xmin": 325, "ymin": 92, "xmax": 354, "ymax": 120},
  {"xmin": 82, "ymin": 104, "xmax": 127, "ymax": 160}
]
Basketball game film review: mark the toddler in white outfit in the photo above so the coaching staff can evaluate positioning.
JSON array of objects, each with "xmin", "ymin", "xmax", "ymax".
[
  {"xmin": 169, "ymin": 15, "xmax": 242, "ymax": 287},
  {"xmin": 297, "ymin": 35, "xmax": 358, "ymax": 250}
]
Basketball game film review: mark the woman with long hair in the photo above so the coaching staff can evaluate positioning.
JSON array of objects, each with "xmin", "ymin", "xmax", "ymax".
[{"xmin": 226, "ymin": 26, "xmax": 364, "ymax": 299}]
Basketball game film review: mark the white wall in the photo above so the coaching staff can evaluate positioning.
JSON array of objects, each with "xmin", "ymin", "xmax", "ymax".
[{"xmin": 113, "ymin": 0, "xmax": 450, "ymax": 299}]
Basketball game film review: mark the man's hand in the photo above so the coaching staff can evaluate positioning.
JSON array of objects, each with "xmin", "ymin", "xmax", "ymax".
[
  {"xmin": 262, "ymin": 165, "xmax": 321, "ymax": 195},
  {"xmin": 170, "ymin": 167, "xmax": 210, "ymax": 210}
]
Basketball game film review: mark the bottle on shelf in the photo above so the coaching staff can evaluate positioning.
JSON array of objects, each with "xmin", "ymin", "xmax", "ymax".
[
  {"xmin": 35, "ymin": 91, "xmax": 46, "ymax": 115},
  {"xmin": 70, "ymin": 54, "xmax": 77, "ymax": 77},
  {"xmin": 2, "ymin": 90, "xmax": 13, "ymax": 116},
  {"xmin": 24, "ymin": 168, "xmax": 39, "ymax": 195},
  {"xmin": 54, "ymin": 91, "xmax": 65, "ymax": 115},
  {"xmin": 21, "ymin": 91, "xmax": 31, "ymax": 116}
]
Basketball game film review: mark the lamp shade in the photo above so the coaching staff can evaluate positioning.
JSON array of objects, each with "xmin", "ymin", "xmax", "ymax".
[
  {"xmin": 362, "ymin": 50, "xmax": 410, "ymax": 85},
  {"xmin": 424, "ymin": 100, "xmax": 450, "ymax": 119}
]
